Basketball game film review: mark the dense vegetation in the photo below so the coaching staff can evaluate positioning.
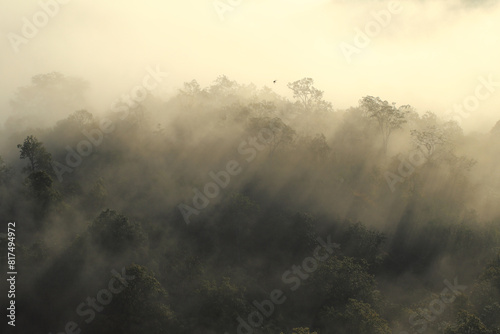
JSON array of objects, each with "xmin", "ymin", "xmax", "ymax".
[{"xmin": 1, "ymin": 73, "xmax": 500, "ymax": 333}]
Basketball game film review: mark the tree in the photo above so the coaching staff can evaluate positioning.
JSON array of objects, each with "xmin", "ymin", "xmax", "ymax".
[
  {"xmin": 67, "ymin": 109, "xmax": 94, "ymax": 128},
  {"xmin": 208, "ymin": 75, "xmax": 238, "ymax": 97},
  {"xmin": 287, "ymin": 78, "xmax": 332, "ymax": 113},
  {"xmin": 341, "ymin": 222, "xmax": 386, "ymax": 264},
  {"xmin": 17, "ymin": 135, "xmax": 53, "ymax": 175},
  {"xmin": 193, "ymin": 276, "xmax": 248, "ymax": 332},
  {"xmin": 95, "ymin": 264, "xmax": 176, "ymax": 334},
  {"xmin": 411, "ymin": 126, "xmax": 444, "ymax": 158},
  {"xmin": 82, "ymin": 178, "xmax": 108, "ymax": 215},
  {"xmin": 359, "ymin": 96, "xmax": 409, "ymax": 154},
  {"xmin": 444, "ymin": 310, "xmax": 489, "ymax": 334},
  {"xmin": 246, "ymin": 117, "xmax": 296, "ymax": 156},
  {"xmin": 178, "ymin": 80, "xmax": 203, "ymax": 109},
  {"xmin": 179, "ymin": 79, "xmax": 202, "ymax": 97},
  {"xmin": 409, "ymin": 111, "xmax": 457, "ymax": 162},
  {"xmin": 319, "ymin": 299, "xmax": 390, "ymax": 334},
  {"xmin": 25, "ymin": 170, "xmax": 61, "ymax": 219},
  {"xmin": 249, "ymin": 100, "xmax": 277, "ymax": 117},
  {"xmin": 89, "ymin": 209, "xmax": 147, "ymax": 255},
  {"xmin": 16, "ymin": 136, "xmax": 59, "ymax": 220},
  {"xmin": 309, "ymin": 256, "xmax": 377, "ymax": 308},
  {"xmin": 297, "ymin": 133, "xmax": 331, "ymax": 163},
  {"xmin": 216, "ymin": 193, "xmax": 260, "ymax": 263},
  {"xmin": 26, "ymin": 171, "xmax": 54, "ymax": 198}
]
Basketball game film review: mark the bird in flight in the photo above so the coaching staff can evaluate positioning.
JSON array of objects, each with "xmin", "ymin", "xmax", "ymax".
[{"xmin": 273, "ymin": 80, "xmax": 277, "ymax": 84}]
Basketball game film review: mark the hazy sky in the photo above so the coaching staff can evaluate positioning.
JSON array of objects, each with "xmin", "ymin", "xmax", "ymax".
[{"xmin": 1, "ymin": 0, "xmax": 499, "ymax": 132}]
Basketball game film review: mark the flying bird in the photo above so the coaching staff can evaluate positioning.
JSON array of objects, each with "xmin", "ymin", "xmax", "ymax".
[{"xmin": 273, "ymin": 80, "xmax": 277, "ymax": 84}]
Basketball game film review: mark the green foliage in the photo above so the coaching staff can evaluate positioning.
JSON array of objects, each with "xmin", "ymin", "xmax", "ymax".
[
  {"xmin": 310, "ymin": 256, "xmax": 377, "ymax": 307},
  {"xmin": 101, "ymin": 264, "xmax": 176, "ymax": 334},
  {"xmin": 3, "ymin": 74, "xmax": 500, "ymax": 334},
  {"xmin": 26, "ymin": 170, "xmax": 58, "ymax": 198},
  {"xmin": 341, "ymin": 221, "xmax": 386, "ymax": 264},
  {"xmin": 24, "ymin": 170, "xmax": 61, "ymax": 219},
  {"xmin": 320, "ymin": 299, "xmax": 390, "ymax": 334},
  {"xmin": 194, "ymin": 276, "xmax": 248, "ymax": 331},
  {"xmin": 444, "ymin": 310, "xmax": 489, "ymax": 334},
  {"xmin": 89, "ymin": 209, "xmax": 147, "ymax": 254},
  {"xmin": 17, "ymin": 135, "xmax": 53, "ymax": 174}
]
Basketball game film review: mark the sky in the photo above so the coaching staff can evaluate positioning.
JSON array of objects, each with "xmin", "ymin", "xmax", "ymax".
[{"xmin": 1, "ymin": 0, "xmax": 499, "ymax": 133}]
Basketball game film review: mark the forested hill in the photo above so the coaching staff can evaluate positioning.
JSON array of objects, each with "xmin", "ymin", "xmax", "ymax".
[{"xmin": 1, "ymin": 73, "xmax": 500, "ymax": 334}]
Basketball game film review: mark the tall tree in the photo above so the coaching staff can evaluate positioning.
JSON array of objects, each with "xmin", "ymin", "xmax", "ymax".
[
  {"xmin": 287, "ymin": 78, "xmax": 332, "ymax": 113},
  {"xmin": 359, "ymin": 96, "xmax": 409, "ymax": 154},
  {"xmin": 89, "ymin": 209, "xmax": 147, "ymax": 256},
  {"xmin": 17, "ymin": 135, "xmax": 53, "ymax": 175},
  {"xmin": 93, "ymin": 264, "xmax": 176, "ymax": 334}
]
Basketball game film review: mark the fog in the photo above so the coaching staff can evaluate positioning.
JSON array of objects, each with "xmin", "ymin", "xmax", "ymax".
[
  {"xmin": 1, "ymin": 1, "xmax": 500, "ymax": 334},
  {"xmin": 1, "ymin": 0, "xmax": 500, "ymax": 132}
]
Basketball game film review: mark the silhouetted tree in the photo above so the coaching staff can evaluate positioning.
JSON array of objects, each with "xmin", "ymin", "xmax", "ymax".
[
  {"xmin": 287, "ymin": 78, "xmax": 332, "ymax": 113},
  {"xmin": 360, "ymin": 96, "xmax": 409, "ymax": 154},
  {"xmin": 17, "ymin": 135, "xmax": 53, "ymax": 174}
]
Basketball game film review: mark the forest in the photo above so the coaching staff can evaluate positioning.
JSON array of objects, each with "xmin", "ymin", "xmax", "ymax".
[{"xmin": 1, "ymin": 72, "xmax": 500, "ymax": 334}]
